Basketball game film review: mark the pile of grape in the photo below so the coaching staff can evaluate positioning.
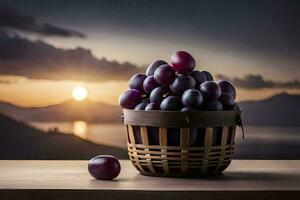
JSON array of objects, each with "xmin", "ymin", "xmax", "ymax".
[{"xmin": 119, "ymin": 51, "xmax": 237, "ymax": 111}]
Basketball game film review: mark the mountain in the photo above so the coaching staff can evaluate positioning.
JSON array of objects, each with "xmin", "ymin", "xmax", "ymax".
[
  {"xmin": 0, "ymin": 99, "xmax": 122, "ymax": 123},
  {"xmin": 0, "ymin": 93, "xmax": 299, "ymax": 126},
  {"xmin": 0, "ymin": 113, "xmax": 127, "ymax": 159},
  {"xmin": 239, "ymin": 93, "xmax": 300, "ymax": 126}
]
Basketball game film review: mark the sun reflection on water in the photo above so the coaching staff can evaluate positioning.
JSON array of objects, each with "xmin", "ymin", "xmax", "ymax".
[{"xmin": 73, "ymin": 121, "xmax": 87, "ymax": 138}]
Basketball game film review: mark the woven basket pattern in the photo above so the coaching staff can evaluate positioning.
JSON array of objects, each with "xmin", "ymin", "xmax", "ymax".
[{"xmin": 126, "ymin": 125, "xmax": 236, "ymax": 177}]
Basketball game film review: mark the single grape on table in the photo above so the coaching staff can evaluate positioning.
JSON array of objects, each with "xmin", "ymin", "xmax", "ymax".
[{"xmin": 88, "ymin": 155, "xmax": 121, "ymax": 180}]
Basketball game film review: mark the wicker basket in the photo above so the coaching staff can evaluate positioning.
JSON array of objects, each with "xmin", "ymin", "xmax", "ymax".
[{"xmin": 122, "ymin": 109, "xmax": 241, "ymax": 177}]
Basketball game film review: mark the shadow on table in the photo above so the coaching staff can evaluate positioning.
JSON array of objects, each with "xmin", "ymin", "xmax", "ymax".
[{"xmin": 207, "ymin": 171, "xmax": 299, "ymax": 181}]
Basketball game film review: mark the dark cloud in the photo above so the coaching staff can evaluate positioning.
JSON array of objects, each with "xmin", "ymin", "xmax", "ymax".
[
  {"xmin": 0, "ymin": 5, "xmax": 85, "ymax": 38},
  {"xmin": 7, "ymin": 0, "xmax": 299, "ymax": 59},
  {"xmin": 1, "ymin": 1, "xmax": 299, "ymax": 79},
  {"xmin": 216, "ymin": 74, "xmax": 300, "ymax": 89},
  {"xmin": 0, "ymin": 29, "xmax": 142, "ymax": 82}
]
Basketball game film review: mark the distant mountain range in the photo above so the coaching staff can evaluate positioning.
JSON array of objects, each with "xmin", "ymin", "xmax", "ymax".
[
  {"xmin": 0, "ymin": 99, "xmax": 122, "ymax": 123},
  {"xmin": 239, "ymin": 93, "xmax": 300, "ymax": 126},
  {"xmin": 0, "ymin": 93, "xmax": 299, "ymax": 126},
  {"xmin": 0, "ymin": 113, "xmax": 127, "ymax": 160}
]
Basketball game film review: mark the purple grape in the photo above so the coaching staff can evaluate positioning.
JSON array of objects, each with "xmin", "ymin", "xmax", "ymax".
[
  {"xmin": 119, "ymin": 89, "xmax": 141, "ymax": 109},
  {"xmin": 202, "ymin": 71, "xmax": 214, "ymax": 81},
  {"xmin": 146, "ymin": 60, "xmax": 168, "ymax": 76},
  {"xmin": 219, "ymin": 93, "xmax": 235, "ymax": 110},
  {"xmin": 217, "ymin": 80, "xmax": 236, "ymax": 100},
  {"xmin": 150, "ymin": 86, "xmax": 169, "ymax": 104},
  {"xmin": 154, "ymin": 64, "xmax": 176, "ymax": 86},
  {"xmin": 181, "ymin": 89, "xmax": 203, "ymax": 108},
  {"xmin": 199, "ymin": 81, "xmax": 221, "ymax": 100},
  {"xmin": 191, "ymin": 70, "xmax": 206, "ymax": 85},
  {"xmin": 181, "ymin": 107, "xmax": 197, "ymax": 112},
  {"xmin": 171, "ymin": 51, "xmax": 195, "ymax": 74},
  {"xmin": 128, "ymin": 73, "xmax": 147, "ymax": 92},
  {"xmin": 134, "ymin": 102, "xmax": 148, "ymax": 110},
  {"xmin": 143, "ymin": 75, "xmax": 160, "ymax": 93},
  {"xmin": 160, "ymin": 96, "xmax": 182, "ymax": 111},
  {"xmin": 145, "ymin": 102, "xmax": 160, "ymax": 111},
  {"xmin": 170, "ymin": 75, "xmax": 196, "ymax": 95},
  {"xmin": 203, "ymin": 100, "xmax": 223, "ymax": 111},
  {"xmin": 88, "ymin": 155, "xmax": 121, "ymax": 180}
]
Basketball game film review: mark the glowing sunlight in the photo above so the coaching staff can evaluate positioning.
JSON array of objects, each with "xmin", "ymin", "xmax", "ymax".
[
  {"xmin": 72, "ymin": 86, "xmax": 88, "ymax": 101},
  {"xmin": 72, "ymin": 121, "xmax": 87, "ymax": 138}
]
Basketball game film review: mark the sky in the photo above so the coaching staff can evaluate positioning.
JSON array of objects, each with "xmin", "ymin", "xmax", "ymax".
[{"xmin": 0, "ymin": 0, "xmax": 299, "ymax": 107}]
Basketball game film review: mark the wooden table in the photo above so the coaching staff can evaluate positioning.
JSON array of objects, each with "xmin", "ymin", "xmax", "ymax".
[{"xmin": 0, "ymin": 160, "xmax": 299, "ymax": 200}]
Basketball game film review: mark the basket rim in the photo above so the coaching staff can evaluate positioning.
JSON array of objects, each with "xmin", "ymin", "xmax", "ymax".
[{"xmin": 123, "ymin": 109, "xmax": 239, "ymax": 128}]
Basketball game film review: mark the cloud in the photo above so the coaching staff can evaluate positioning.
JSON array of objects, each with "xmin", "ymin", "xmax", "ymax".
[
  {"xmin": 0, "ymin": 29, "xmax": 143, "ymax": 82},
  {"xmin": 216, "ymin": 74, "xmax": 300, "ymax": 89},
  {"xmin": 0, "ymin": 5, "xmax": 85, "ymax": 38}
]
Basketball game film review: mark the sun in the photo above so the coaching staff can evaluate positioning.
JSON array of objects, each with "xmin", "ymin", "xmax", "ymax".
[{"xmin": 72, "ymin": 86, "xmax": 88, "ymax": 101}]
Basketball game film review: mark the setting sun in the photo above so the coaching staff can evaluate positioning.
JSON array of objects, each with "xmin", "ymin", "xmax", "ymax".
[{"xmin": 72, "ymin": 86, "xmax": 88, "ymax": 101}]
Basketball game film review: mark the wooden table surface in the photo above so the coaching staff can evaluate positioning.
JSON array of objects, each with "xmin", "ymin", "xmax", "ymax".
[{"xmin": 0, "ymin": 160, "xmax": 299, "ymax": 200}]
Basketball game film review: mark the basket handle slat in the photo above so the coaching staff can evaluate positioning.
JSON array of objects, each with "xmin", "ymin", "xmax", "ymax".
[
  {"xmin": 230, "ymin": 126, "xmax": 236, "ymax": 145},
  {"xmin": 128, "ymin": 125, "xmax": 145, "ymax": 173},
  {"xmin": 180, "ymin": 128, "xmax": 189, "ymax": 174},
  {"xmin": 201, "ymin": 127, "xmax": 213, "ymax": 173},
  {"xmin": 216, "ymin": 127, "xmax": 228, "ymax": 172},
  {"xmin": 140, "ymin": 127, "xmax": 156, "ymax": 174},
  {"xmin": 159, "ymin": 128, "xmax": 169, "ymax": 174}
]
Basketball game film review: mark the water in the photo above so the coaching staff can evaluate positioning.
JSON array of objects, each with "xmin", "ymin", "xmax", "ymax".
[
  {"xmin": 29, "ymin": 122, "xmax": 300, "ymax": 159},
  {"xmin": 30, "ymin": 121, "xmax": 128, "ymax": 149},
  {"xmin": 234, "ymin": 126, "xmax": 300, "ymax": 159}
]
